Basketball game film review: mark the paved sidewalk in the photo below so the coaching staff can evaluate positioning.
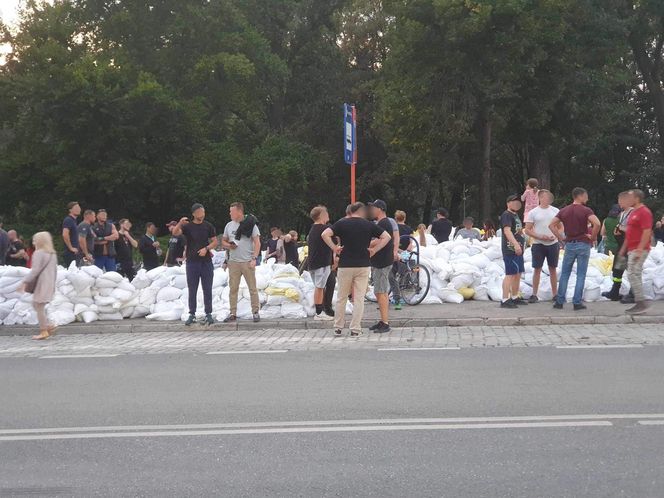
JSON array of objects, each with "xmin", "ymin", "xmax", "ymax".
[
  {"xmin": 1, "ymin": 300, "xmax": 662, "ymax": 337},
  {"xmin": 0, "ymin": 323, "xmax": 663, "ymax": 357}
]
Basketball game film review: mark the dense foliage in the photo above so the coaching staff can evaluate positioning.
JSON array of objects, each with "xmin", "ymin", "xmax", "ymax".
[{"xmin": 1, "ymin": 0, "xmax": 663, "ymax": 237}]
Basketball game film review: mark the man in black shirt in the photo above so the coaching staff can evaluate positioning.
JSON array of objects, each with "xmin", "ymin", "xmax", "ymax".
[
  {"xmin": 139, "ymin": 222, "xmax": 161, "ymax": 271},
  {"xmin": 172, "ymin": 203, "xmax": 218, "ymax": 326},
  {"xmin": 62, "ymin": 201, "xmax": 81, "ymax": 268},
  {"xmin": 164, "ymin": 221, "xmax": 186, "ymax": 267},
  {"xmin": 6, "ymin": 230, "xmax": 27, "ymax": 267},
  {"xmin": 500, "ymin": 195, "xmax": 527, "ymax": 309},
  {"xmin": 322, "ymin": 202, "xmax": 391, "ymax": 337},
  {"xmin": 430, "ymin": 208, "xmax": 453, "ymax": 243},
  {"xmin": 307, "ymin": 206, "xmax": 334, "ymax": 321},
  {"xmin": 116, "ymin": 219, "xmax": 138, "ymax": 280}
]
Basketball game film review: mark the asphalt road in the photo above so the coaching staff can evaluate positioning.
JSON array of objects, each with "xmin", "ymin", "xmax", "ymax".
[{"xmin": 1, "ymin": 347, "xmax": 663, "ymax": 497}]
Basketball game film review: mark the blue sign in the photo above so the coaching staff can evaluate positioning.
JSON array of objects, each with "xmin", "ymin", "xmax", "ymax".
[{"xmin": 344, "ymin": 103, "xmax": 356, "ymax": 165}]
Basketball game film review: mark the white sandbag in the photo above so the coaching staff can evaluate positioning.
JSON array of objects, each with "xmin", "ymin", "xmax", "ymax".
[
  {"xmin": 156, "ymin": 287, "xmax": 182, "ymax": 302},
  {"xmin": 111, "ymin": 288, "xmax": 136, "ymax": 302},
  {"xmin": 439, "ymin": 288, "xmax": 464, "ymax": 304},
  {"xmin": 213, "ymin": 270, "xmax": 228, "ymax": 288},
  {"xmin": 146, "ymin": 307, "xmax": 184, "ymax": 321},
  {"xmin": 48, "ymin": 309, "xmax": 76, "ymax": 326},
  {"xmin": 146, "ymin": 266, "xmax": 168, "ymax": 280},
  {"xmin": 80, "ymin": 311, "xmax": 99, "ymax": 323},
  {"xmin": 81, "ymin": 265, "xmax": 103, "ymax": 278},
  {"xmin": 172, "ymin": 275, "xmax": 187, "ymax": 289},
  {"xmin": 260, "ymin": 305, "xmax": 282, "ymax": 320},
  {"xmin": 281, "ymin": 302, "xmax": 307, "ymax": 319}
]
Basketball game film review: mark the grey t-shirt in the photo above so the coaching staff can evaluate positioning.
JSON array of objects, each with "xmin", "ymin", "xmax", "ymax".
[
  {"xmin": 455, "ymin": 228, "xmax": 481, "ymax": 241},
  {"xmin": 223, "ymin": 221, "xmax": 260, "ymax": 263},
  {"xmin": 78, "ymin": 222, "xmax": 95, "ymax": 254}
]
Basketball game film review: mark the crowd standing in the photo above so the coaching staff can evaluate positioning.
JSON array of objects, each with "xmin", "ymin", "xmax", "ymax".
[{"xmin": 1, "ymin": 180, "xmax": 661, "ymax": 339}]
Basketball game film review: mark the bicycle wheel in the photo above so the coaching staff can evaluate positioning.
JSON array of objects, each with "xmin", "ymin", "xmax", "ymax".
[{"xmin": 400, "ymin": 264, "xmax": 431, "ymax": 306}]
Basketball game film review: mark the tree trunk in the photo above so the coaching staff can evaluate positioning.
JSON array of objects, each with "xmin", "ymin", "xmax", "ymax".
[
  {"xmin": 479, "ymin": 113, "xmax": 492, "ymax": 221},
  {"xmin": 529, "ymin": 145, "xmax": 551, "ymax": 190},
  {"xmin": 629, "ymin": 32, "xmax": 664, "ymax": 160},
  {"xmin": 422, "ymin": 180, "xmax": 433, "ymax": 225}
]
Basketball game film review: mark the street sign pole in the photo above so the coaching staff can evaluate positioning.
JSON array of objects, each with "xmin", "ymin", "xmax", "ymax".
[{"xmin": 344, "ymin": 103, "xmax": 357, "ymax": 204}]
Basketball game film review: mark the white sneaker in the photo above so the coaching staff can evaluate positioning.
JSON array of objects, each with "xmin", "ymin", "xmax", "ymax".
[{"xmin": 314, "ymin": 312, "xmax": 334, "ymax": 321}]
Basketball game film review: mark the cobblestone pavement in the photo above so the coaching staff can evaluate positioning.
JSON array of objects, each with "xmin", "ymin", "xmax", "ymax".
[{"xmin": 0, "ymin": 324, "xmax": 663, "ymax": 357}]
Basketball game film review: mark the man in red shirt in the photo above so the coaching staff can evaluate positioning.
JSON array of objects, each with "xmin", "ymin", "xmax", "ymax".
[{"xmin": 620, "ymin": 189, "xmax": 653, "ymax": 314}]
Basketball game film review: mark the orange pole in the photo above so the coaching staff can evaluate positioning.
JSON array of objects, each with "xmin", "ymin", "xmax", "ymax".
[{"xmin": 351, "ymin": 163, "xmax": 356, "ymax": 203}]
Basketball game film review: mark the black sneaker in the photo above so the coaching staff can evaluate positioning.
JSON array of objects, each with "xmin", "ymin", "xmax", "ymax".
[
  {"xmin": 376, "ymin": 321, "xmax": 391, "ymax": 333},
  {"xmin": 324, "ymin": 308, "xmax": 335, "ymax": 318},
  {"xmin": 553, "ymin": 302, "xmax": 563, "ymax": 310},
  {"xmin": 528, "ymin": 295, "xmax": 539, "ymax": 304},
  {"xmin": 334, "ymin": 329, "xmax": 343, "ymax": 337},
  {"xmin": 203, "ymin": 314, "xmax": 215, "ymax": 326},
  {"xmin": 573, "ymin": 304, "xmax": 587, "ymax": 311},
  {"xmin": 253, "ymin": 313, "xmax": 260, "ymax": 323},
  {"xmin": 185, "ymin": 314, "xmax": 197, "ymax": 326},
  {"xmin": 500, "ymin": 299, "xmax": 518, "ymax": 309},
  {"xmin": 369, "ymin": 322, "xmax": 382, "ymax": 331},
  {"xmin": 513, "ymin": 297, "xmax": 529, "ymax": 305},
  {"xmin": 350, "ymin": 330, "xmax": 363, "ymax": 337},
  {"xmin": 223, "ymin": 314, "xmax": 237, "ymax": 323}
]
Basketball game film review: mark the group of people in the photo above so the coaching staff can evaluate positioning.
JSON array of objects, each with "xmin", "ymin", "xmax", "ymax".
[{"xmin": 498, "ymin": 180, "xmax": 654, "ymax": 315}]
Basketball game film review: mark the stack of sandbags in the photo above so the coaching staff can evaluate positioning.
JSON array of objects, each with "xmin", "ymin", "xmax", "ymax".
[
  {"xmin": 0, "ymin": 266, "xmax": 33, "ymax": 325},
  {"xmin": 92, "ymin": 270, "xmax": 139, "ymax": 321}
]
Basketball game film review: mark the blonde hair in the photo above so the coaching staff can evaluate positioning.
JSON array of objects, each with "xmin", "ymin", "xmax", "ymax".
[
  {"xmin": 395, "ymin": 210, "xmax": 406, "ymax": 223},
  {"xmin": 33, "ymin": 231, "xmax": 55, "ymax": 254}
]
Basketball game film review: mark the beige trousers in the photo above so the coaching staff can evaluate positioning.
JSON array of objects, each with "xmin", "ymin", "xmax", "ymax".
[
  {"xmin": 334, "ymin": 267, "xmax": 370, "ymax": 333},
  {"xmin": 228, "ymin": 261, "xmax": 260, "ymax": 314}
]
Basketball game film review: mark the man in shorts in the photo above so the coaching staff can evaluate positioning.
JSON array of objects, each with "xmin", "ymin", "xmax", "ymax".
[
  {"xmin": 500, "ymin": 194, "xmax": 528, "ymax": 308},
  {"xmin": 307, "ymin": 206, "xmax": 334, "ymax": 321},
  {"xmin": 524, "ymin": 190, "xmax": 560, "ymax": 302}
]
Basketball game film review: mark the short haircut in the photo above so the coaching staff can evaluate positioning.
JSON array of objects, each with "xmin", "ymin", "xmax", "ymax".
[
  {"xmin": 437, "ymin": 208, "xmax": 449, "ymax": 217},
  {"xmin": 67, "ymin": 201, "xmax": 79, "ymax": 211},
  {"xmin": 463, "ymin": 217, "xmax": 474, "ymax": 224},
  {"xmin": 289, "ymin": 230, "xmax": 297, "ymax": 238},
  {"xmin": 84, "ymin": 209, "xmax": 95, "ymax": 216},
  {"xmin": 349, "ymin": 202, "xmax": 365, "ymax": 214},
  {"xmin": 572, "ymin": 187, "xmax": 587, "ymax": 199},
  {"xmin": 538, "ymin": 189, "xmax": 552, "ymax": 197},
  {"xmin": 310, "ymin": 205, "xmax": 328, "ymax": 221},
  {"xmin": 630, "ymin": 189, "xmax": 645, "ymax": 201},
  {"xmin": 230, "ymin": 202, "xmax": 244, "ymax": 212},
  {"xmin": 118, "ymin": 219, "xmax": 129, "ymax": 225},
  {"xmin": 145, "ymin": 222, "xmax": 155, "ymax": 230},
  {"xmin": 527, "ymin": 178, "xmax": 539, "ymax": 188},
  {"xmin": 618, "ymin": 191, "xmax": 630, "ymax": 197},
  {"xmin": 270, "ymin": 227, "xmax": 280, "ymax": 233},
  {"xmin": 345, "ymin": 204, "xmax": 353, "ymax": 215},
  {"xmin": 395, "ymin": 210, "xmax": 406, "ymax": 223},
  {"xmin": 97, "ymin": 208, "xmax": 107, "ymax": 213}
]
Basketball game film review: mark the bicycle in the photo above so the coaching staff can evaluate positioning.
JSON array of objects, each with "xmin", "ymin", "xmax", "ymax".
[{"xmin": 366, "ymin": 236, "xmax": 431, "ymax": 306}]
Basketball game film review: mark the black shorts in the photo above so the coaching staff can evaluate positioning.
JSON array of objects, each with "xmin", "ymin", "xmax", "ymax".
[{"xmin": 531, "ymin": 244, "xmax": 559, "ymax": 269}]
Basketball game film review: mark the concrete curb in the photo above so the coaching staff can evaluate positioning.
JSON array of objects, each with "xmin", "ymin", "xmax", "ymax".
[{"xmin": 1, "ymin": 314, "xmax": 662, "ymax": 337}]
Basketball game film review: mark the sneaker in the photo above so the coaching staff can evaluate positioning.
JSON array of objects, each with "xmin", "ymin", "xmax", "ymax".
[
  {"xmin": 314, "ymin": 312, "xmax": 334, "ymax": 321},
  {"xmin": 394, "ymin": 300, "xmax": 403, "ymax": 311},
  {"xmin": 500, "ymin": 299, "xmax": 518, "ymax": 309},
  {"xmin": 528, "ymin": 295, "xmax": 539, "ymax": 304},
  {"xmin": 253, "ymin": 313, "xmax": 260, "ymax": 323},
  {"xmin": 620, "ymin": 295, "xmax": 635, "ymax": 304},
  {"xmin": 223, "ymin": 314, "xmax": 237, "ymax": 323},
  {"xmin": 553, "ymin": 302, "xmax": 563, "ymax": 310},
  {"xmin": 334, "ymin": 329, "xmax": 343, "ymax": 337},
  {"xmin": 369, "ymin": 322, "xmax": 382, "ymax": 331},
  {"xmin": 513, "ymin": 297, "xmax": 529, "ymax": 305},
  {"xmin": 203, "ymin": 314, "xmax": 215, "ymax": 326},
  {"xmin": 350, "ymin": 330, "xmax": 363, "ymax": 337},
  {"xmin": 376, "ymin": 321, "xmax": 391, "ymax": 333},
  {"xmin": 626, "ymin": 302, "xmax": 649, "ymax": 314},
  {"xmin": 573, "ymin": 304, "xmax": 587, "ymax": 311},
  {"xmin": 324, "ymin": 308, "xmax": 335, "ymax": 318},
  {"xmin": 185, "ymin": 315, "xmax": 197, "ymax": 326}
]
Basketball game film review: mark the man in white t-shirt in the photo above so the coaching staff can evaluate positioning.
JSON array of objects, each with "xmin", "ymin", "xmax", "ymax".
[{"xmin": 524, "ymin": 189, "xmax": 561, "ymax": 303}]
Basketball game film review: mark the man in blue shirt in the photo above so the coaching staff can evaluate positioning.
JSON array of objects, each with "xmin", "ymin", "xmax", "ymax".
[{"xmin": 62, "ymin": 201, "xmax": 81, "ymax": 268}]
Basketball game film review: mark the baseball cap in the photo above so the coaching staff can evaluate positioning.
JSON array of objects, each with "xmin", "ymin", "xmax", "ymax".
[
  {"xmin": 191, "ymin": 203, "xmax": 204, "ymax": 213},
  {"xmin": 506, "ymin": 194, "xmax": 521, "ymax": 203},
  {"xmin": 166, "ymin": 220, "xmax": 177, "ymax": 228},
  {"xmin": 369, "ymin": 199, "xmax": 387, "ymax": 212}
]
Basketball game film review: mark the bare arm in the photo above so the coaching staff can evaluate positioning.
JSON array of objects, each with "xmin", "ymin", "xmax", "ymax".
[
  {"xmin": 62, "ymin": 228, "xmax": 77, "ymax": 253},
  {"xmin": 370, "ymin": 231, "xmax": 392, "ymax": 257},
  {"xmin": 600, "ymin": 221, "xmax": 607, "ymax": 238},
  {"xmin": 79, "ymin": 235, "xmax": 89, "ymax": 256},
  {"xmin": 321, "ymin": 228, "xmax": 342, "ymax": 255},
  {"xmin": 549, "ymin": 217, "xmax": 565, "ymax": 243},
  {"xmin": 106, "ymin": 224, "xmax": 119, "ymax": 241}
]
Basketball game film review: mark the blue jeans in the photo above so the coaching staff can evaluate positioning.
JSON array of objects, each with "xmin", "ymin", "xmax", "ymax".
[
  {"xmin": 186, "ymin": 259, "xmax": 214, "ymax": 315},
  {"xmin": 95, "ymin": 255, "xmax": 116, "ymax": 272},
  {"xmin": 556, "ymin": 241, "xmax": 591, "ymax": 305}
]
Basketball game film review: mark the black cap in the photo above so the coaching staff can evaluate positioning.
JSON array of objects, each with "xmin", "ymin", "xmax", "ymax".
[
  {"xmin": 191, "ymin": 203, "xmax": 204, "ymax": 213},
  {"xmin": 369, "ymin": 199, "xmax": 387, "ymax": 212},
  {"xmin": 506, "ymin": 194, "xmax": 521, "ymax": 203}
]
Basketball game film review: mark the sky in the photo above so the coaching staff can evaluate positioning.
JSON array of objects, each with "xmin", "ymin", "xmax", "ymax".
[{"xmin": 0, "ymin": 0, "xmax": 20, "ymax": 26}]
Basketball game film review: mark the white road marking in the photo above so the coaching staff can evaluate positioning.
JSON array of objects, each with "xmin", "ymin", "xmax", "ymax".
[
  {"xmin": 0, "ymin": 421, "xmax": 613, "ymax": 441},
  {"xmin": 205, "ymin": 350, "xmax": 288, "ymax": 355},
  {"xmin": 2, "ymin": 414, "xmax": 662, "ymax": 436},
  {"xmin": 39, "ymin": 354, "xmax": 119, "ymax": 359},
  {"xmin": 378, "ymin": 347, "xmax": 461, "ymax": 351},
  {"xmin": 555, "ymin": 345, "xmax": 644, "ymax": 349},
  {"xmin": 638, "ymin": 420, "xmax": 664, "ymax": 426}
]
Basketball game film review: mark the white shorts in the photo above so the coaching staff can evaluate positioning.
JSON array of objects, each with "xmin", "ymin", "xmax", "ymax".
[{"xmin": 309, "ymin": 266, "xmax": 331, "ymax": 289}]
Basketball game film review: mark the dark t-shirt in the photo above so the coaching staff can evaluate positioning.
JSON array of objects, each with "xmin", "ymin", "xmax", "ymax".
[
  {"xmin": 166, "ymin": 234, "xmax": 186, "ymax": 265},
  {"xmin": 266, "ymin": 238, "xmax": 279, "ymax": 260},
  {"xmin": 371, "ymin": 218, "xmax": 396, "ymax": 268},
  {"xmin": 398, "ymin": 223, "xmax": 413, "ymax": 250},
  {"xmin": 307, "ymin": 224, "xmax": 333, "ymax": 270},
  {"xmin": 557, "ymin": 204, "xmax": 594, "ymax": 244},
  {"xmin": 284, "ymin": 241, "xmax": 299, "ymax": 266},
  {"xmin": 331, "ymin": 217, "xmax": 385, "ymax": 268},
  {"xmin": 431, "ymin": 218, "xmax": 453, "ymax": 243},
  {"xmin": 500, "ymin": 210, "xmax": 524, "ymax": 255},
  {"xmin": 115, "ymin": 233, "xmax": 133, "ymax": 262},
  {"xmin": 62, "ymin": 215, "xmax": 79, "ymax": 251},
  {"xmin": 139, "ymin": 235, "xmax": 159, "ymax": 270},
  {"xmin": 7, "ymin": 240, "xmax": 26, "ymax": 267},
  {"xmin": 181, "ymin": 221, "xmax": 216, "ymax": 262},
  {"xmin": 77, "ymin": 222, "xmax": 95, "ymax": 254},
  {"xmin": 92, "ymin": 222, "xmax": 116, "ymax": 257}
]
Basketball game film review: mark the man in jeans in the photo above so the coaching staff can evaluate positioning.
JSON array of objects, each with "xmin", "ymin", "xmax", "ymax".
[
  {"xmin": 549, "ymin": 187, "xmax": 601, "ymax": 310},
  {"xmin": 92, "ymin": 209, "xmax": 119, "ymax": 272},
  {"xmin": 221, "ymin": 202, "xmax": 261, "ymax": 323},
  {"xmin": 173, "ymin": 204, "xmax": 218, "ymax": 326},
  {"xmin": 621, "ymin": 189, "xmax": 653, "ymax": 314},
  {"xmin": 322, "ymin": 202, "xmax": 391, "ymax": 337}
]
